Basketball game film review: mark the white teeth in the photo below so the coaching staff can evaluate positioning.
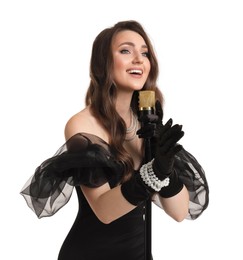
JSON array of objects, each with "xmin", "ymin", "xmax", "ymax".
[{"xmin": 128, "ymin": 69, "xmax": 142, "ymax": 75}]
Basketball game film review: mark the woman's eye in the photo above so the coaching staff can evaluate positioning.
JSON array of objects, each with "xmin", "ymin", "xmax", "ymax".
[
  {"xmin": 142, "ymin": 52, "xmax": 149, "ymax": 57},
  {"xmin": 120, "ymin": 49, "xmax": 130, "ymax": 54}
]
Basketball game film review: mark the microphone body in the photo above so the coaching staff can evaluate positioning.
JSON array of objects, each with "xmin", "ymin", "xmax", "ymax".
[{"xmin": 138, "ymin": 90, "xmax": 155, "ymax": 260}]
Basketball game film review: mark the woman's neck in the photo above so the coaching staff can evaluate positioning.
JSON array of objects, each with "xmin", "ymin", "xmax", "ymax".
[
  {"xmin": 115, "ymin": 91, "xmax": 133, "ymax": 117},
  {"xmin": 116, "ymin": 100, "xmax": 133, "ymax": 129}
]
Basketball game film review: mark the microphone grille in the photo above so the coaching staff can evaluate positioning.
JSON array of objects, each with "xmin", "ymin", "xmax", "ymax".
[{"xmin": 138, "ymin": 91, "xmax": 155, "ymax": 110}]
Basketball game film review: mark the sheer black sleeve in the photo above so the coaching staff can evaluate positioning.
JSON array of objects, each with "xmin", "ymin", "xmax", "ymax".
[
  {"xmin": 20, "ymin": 133, "xmax": 123, "ymax": 218},
  {"xmin": 152, "ymin": 147, "xmax": 209, "ymax": 220}
]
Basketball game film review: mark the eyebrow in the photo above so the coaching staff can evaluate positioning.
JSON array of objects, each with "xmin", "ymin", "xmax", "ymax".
[{"xmin": 118, "ymin": 42, "xmax": 148, "ymax": 49}]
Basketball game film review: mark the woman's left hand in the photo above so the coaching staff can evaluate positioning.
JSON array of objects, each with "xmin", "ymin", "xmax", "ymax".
[{"xmin": 136, "ymin": 100, "xmax": 163, "ymax": 139}]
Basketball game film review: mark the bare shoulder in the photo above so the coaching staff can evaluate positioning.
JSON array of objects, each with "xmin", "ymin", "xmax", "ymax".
[
  {"xmin": 64, "ymin": 106, "xmax": 108, "ymax": 142},
  {"xmin": 64, "ymin": 107, "xmax": 92, "ymax": 140}
]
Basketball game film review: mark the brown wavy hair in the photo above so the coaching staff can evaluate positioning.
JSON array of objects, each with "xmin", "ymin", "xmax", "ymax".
[{"xmin": 85, "ymin": 20, "xmax": 163, "ymax": 181}]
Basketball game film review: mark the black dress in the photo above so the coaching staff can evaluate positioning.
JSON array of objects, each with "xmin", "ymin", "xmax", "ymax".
[
  {"xmin": 20, "ymin": 133, "xmax": 209, "ymax": 260},
  {"xmin": 58, "ymin": 188, "xmax": 146, "ymax": 260}
]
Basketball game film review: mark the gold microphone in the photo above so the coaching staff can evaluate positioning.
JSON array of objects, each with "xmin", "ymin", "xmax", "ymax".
[{"xmin": 138, "ymin": 90, "xmax": 155, "ymax": 114}]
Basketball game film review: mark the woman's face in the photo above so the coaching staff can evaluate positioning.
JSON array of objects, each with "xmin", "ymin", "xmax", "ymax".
[{"xmin": 111, "ymin": 30, "xmax": 151, "ymax": 92}]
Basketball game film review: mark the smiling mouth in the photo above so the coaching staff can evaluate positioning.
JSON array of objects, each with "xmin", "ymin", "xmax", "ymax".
[{"xmin": 127, "ymin": 69, "xmax": 143, "ymax": 75}]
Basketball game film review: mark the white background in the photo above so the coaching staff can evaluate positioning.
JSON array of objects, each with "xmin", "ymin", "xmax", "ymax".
[{"xmin": 1, "ymin": 0, "xmax": 243, "ymax": 259}]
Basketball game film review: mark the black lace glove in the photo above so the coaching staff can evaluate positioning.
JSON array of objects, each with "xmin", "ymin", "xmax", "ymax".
[
  {"xmin": 152, "ymin": 119, "xmax": 184, "ymax": 178},
  {"xmin": 153, "ymin": 118, "xmax": 185, "ymax": 197}
]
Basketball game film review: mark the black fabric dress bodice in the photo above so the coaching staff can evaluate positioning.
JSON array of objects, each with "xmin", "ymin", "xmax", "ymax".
[{"xmin": 58, "ymin": 187, "xmax": 146, "ymax": 260}]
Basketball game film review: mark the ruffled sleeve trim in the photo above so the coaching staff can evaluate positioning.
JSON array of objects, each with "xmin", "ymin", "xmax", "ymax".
[{"xmin": 20, "ymin": 133, "xmax": 123, "ymax": 218}]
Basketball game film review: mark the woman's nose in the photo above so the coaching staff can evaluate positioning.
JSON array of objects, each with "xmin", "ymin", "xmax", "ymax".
[{"xmin": 132, "ymin": 52, "xmax": 144, "ymax": 64}]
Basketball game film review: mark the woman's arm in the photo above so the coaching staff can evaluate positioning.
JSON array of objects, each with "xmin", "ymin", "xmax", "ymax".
[
  {"xmin": 65, "ymin": 110, "xmax": 139, "ymax": 224},
  {"xmin": 159, "ymin": 185, "xmax": 189, "ymax": 222},
  {"xmin": 81, "ymin": 180, "xmax": 189, "ymax": 224},
  {"xmin": 81, "ymin": 183, "xmax": 136, "ymax": 224}
]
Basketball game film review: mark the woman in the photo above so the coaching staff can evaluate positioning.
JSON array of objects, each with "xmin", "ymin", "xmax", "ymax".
[{"xmin": 21, "ymin": 20, "xmax": 209, "ymax": 260}]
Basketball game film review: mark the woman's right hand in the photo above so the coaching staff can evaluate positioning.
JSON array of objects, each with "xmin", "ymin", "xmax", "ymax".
[{"xmin": 152, "ymin": 118, "xmax": 184, "ymax": 180}]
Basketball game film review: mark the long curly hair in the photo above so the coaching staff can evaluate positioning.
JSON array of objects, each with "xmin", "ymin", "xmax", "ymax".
[{"xmin": 85, "ymin": 20, "xmax": 163, "ymax": 181}]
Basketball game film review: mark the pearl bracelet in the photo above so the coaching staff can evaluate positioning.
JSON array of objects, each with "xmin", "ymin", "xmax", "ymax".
[{"xmin": 139, "ymin": 159, "xmax": 170, "ymax": 192}]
